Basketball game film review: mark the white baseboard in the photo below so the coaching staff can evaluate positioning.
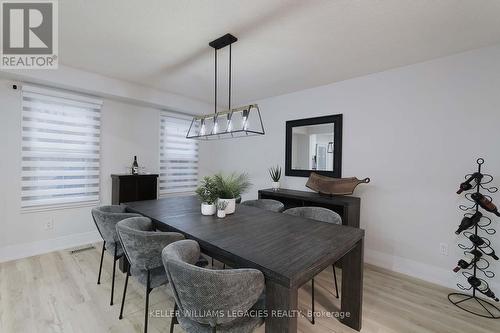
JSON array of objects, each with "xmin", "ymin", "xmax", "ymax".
[
  {"xmin": 365, "ymin": 248, "xmax": 452, "ymax": 287},
  {"xmin": 365, "ymin": 248, "xmax": 500, "ymax": 293},
  {"xmin": 0, "ymin": 230, "xmax": 101, "ymax": 263}
]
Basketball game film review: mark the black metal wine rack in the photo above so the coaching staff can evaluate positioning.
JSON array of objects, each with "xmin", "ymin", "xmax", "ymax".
[{"xmin": 448, "ymin": 158, "xmax": 500, "ymax": 318}]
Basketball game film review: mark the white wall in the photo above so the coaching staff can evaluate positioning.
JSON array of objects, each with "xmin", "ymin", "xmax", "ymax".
[
  {"xmin": 0, "ymin": 64, "xmax": 210, "ymax": 115},
  {"xmin": 199, "ymin": 45, "xmax": 500, "ymax": 290},
  {"xmin": 0, "ymin": 66, "xmax": 210, "ymax": 262}
]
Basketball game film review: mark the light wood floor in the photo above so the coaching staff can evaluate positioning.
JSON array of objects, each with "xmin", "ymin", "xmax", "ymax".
[{"xmin": 0, "ymin": 243, "xmax": 499, "ymax": 333}]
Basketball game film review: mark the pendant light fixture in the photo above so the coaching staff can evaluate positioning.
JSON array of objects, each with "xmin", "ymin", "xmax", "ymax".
[{"xmin": 186, "ymin": 33, "xmax": 265, "ymax": 140}]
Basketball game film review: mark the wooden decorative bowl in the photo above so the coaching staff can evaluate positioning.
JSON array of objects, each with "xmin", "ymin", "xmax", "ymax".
[{"xmin": 306, "ymin": 173, "xmax": 370, "ymax": 195}]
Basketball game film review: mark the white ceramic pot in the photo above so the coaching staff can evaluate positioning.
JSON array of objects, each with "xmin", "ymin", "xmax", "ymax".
[
  {"xmin": 217, "ymin": 210, "xmax": 226, "ymax": 218},
  {"xmin": 218, "ymin": 198, "xmax": 236, "ymax": 214},
  {"xmin": 201, "ymin": 203, "xmax": 216, "ymax": 216},
  {"xmin": 272, "ymin": 181, "xmax": 280, "ymax": 191}
]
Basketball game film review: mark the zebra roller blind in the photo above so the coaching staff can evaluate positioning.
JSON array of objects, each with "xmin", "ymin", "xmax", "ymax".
[
  {"xmin": 21, "ymin": 85, "xmax": 103, "ymax": 209},
  {"xmin": 159, "ymin": 114, "xmax": 199, "ymax": 195}
]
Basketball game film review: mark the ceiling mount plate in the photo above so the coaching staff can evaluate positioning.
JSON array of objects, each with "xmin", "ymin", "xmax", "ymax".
[{"xmin": 209, "ymin": 33, "xmax": 238, "ymax": 49}]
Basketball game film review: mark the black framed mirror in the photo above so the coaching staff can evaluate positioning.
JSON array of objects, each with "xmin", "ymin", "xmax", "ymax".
[{"xmin": 285, "ymin": 114, "xmax": 342, "ymax": 177}]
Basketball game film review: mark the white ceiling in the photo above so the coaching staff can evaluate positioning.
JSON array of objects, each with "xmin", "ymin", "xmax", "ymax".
[{"xmin": 60, "ymin": 0, "xmax": 500, "ymax": 107}]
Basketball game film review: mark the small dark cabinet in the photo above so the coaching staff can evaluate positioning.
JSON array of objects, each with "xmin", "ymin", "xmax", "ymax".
[
  {"xmin": 111, "ymin": 174, "xmax": 159, "ymax": 205},
  {"xmin": 258, "ymin": 188, "xmax": 360, "ymax": 228}
]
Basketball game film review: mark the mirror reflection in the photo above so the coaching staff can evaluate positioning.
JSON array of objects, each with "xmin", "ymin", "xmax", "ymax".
[{"xmin": 291, "ymin": 123, "xmax": 334, "ymax": 171}]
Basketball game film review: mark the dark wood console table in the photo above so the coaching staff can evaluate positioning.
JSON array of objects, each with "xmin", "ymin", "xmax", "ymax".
[
  {"xmin": 258, "ymin": 188, "xmax": 360, "ymax": 228},
  {"xmin": 111, "ymin": 174, "xmax": 158, "ymax": 205}
]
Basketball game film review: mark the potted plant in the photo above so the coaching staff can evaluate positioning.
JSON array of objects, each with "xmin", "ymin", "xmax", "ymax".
[
  {"xmin": 216, "ymin": 200, "xmax": 228, "ymax": 218},
  {"xmin": 213, "ymin": 172, "xmax": 251, "ymax": 214},
  {"xmin": 269, "ymin": 165, "xmax": 281, "ymax": 191},
  {"xmin": 195, "ymin": 176, "xmax": 218, "ymax": 215}
]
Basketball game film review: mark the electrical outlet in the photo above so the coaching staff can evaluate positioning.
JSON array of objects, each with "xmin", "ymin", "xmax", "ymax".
[
  {"xmin": 44, "ymin": 220, "xmax": 54, "ymax": 231},
  {"xmin": 439, "ymin": 242, "xmax": 448, "ymax": 256}
]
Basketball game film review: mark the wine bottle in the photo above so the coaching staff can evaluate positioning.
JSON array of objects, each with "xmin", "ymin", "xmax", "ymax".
[
  {"xmin": 456, "ymin": 182, "xmax": 473, "ymax": 194},
  {"xmin": 453, "ymin": 249, "xmax": 482, "ymax": 272},
  {"xmin": 132, "ymin": 156, "xmax": 139, "ymax": 175},
  {"xmin": 456, "ymin": 172, "xmax": 483, "ymax": 194},
  {"xmin": 467, "ymin": 276, "xmax": 499, "ymax": 302},
  {"xmin": 455, "ymin": 212, "xmax": 483, "ymax": 234},
  {"xmin": 471, "ymin": 192, "xmax": 500, "ymax": 217},
  {"xmin": 469, "ymin": 234, "xmax": 499, "ymax": 260}
]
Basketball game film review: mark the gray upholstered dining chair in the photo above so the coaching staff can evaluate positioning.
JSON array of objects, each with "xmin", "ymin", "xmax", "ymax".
[
  {"xmin": 283, "ymin": 206, "xmax": 342, "ymax": 325},
  {"xmin": 91, "ymin": 205, "xmax": 142, "ymax": 306},
  {"xmin": 241, "ymin": 199, "xmax": 285, "ymax": 213},
  {"xmin": 116, "ymin": 216, "xmax": 185, "ymax": 333},
  {"xmin": 162, "ymin": 239, "xmax": 266, "ymax": 333}
]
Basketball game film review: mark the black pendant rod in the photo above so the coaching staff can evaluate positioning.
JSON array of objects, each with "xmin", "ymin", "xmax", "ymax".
[
  {"xmin": 229, "ymin": 44, "xmax": 232, "ymax": 110},
  {"xmin": 214, "ymin": 48, "xmax": 217, "ymax": 114},
  {"xmin": 209, "ymin": 33, "xmax": 237, "ymax": 113}
]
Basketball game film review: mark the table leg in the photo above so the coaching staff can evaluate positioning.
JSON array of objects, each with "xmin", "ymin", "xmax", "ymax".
[
  {"xmin": 340, "ymin": 238, "xmax": 364, "ymax": 331},
  {"xmin": 265, "ymin": 281, "xmax": 298, "ymax": 333}
]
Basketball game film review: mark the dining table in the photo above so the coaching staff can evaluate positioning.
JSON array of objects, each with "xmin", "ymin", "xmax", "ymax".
[{"xmin": 125, "ymin": 195, "xmax": 364, "ymax": 332}]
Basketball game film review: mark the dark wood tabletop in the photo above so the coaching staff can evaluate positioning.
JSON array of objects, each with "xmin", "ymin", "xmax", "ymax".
[{"xmin": 125, "ymin": 195, "xmax": 365, "ymax": 332}]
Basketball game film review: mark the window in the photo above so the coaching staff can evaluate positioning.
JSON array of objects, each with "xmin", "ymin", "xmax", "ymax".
[
  {"xmin": 20, "ymin": 85, "xmax": 103, "ymax": 209},
  {"xmin": 159, "ymin": 114, "xmax": 199, "ymax": 196}
]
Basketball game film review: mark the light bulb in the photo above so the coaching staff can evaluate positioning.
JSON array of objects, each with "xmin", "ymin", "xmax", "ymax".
[
  {"xmin": 226, "ymin": 113, "xmax": 233, "ymax": 132},
  {"xmin": 242, "ymin": 109, "xmax": 250, "ymax": 131},
  {"xmin": 199, "ymin": 119, "xmax": 206, "ymax": 136}
]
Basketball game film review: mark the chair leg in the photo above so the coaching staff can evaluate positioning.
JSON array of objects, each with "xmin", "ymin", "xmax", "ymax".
[
  {"xmin": 170, "ymin": 303, "xmax": 178, "ymax": 333},
  {"xmin": 222, "ymin": 263, "xmax": 226, "ymax": 269},
  {"xmin": 97, "ymin": 241, "xmax": 106, "ymax": 285},
  {"xmin": 119, "ymin": 266, "xmax": 130, "ymax": 319},
  {"xmin": 332, "ymin": 264, "xmax": 339, "ymax": 299},
  {"xmin": 311, "ymin": 278, "xmax": 315, "ymax": 325},
  {"xmin": 110, "ymin": 245, "xmax": 117, "ymax": 306},
  {"xmin": 144, "ymin": 270, "xmax": 151, "ymax": 333},
  {"xmin": 211, "ymin": 257, "xmax": 214, "ymax": 267}
]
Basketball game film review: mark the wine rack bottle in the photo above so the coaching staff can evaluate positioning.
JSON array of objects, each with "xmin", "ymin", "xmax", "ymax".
[
  {"xmin": 453, "ymin": 249, "xmax": 482, "ymax": 272},
  {"xmin": 455, "ymin": 212, "xmax": 482, "ymax": 234},
  {"xmin": 468, "ymin": 234, "xmax": 499, "ymax": 260},
  {"xmin": 471, "ymin": 192, "xmax": 500, "ymax": 217},
  {"xmin": 467, "ymin": 276, "xmax": 499, "ymax": 302},
  {"xmin": 456, "ymin": 172, "xmax": 483, "ymax": 194}
]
